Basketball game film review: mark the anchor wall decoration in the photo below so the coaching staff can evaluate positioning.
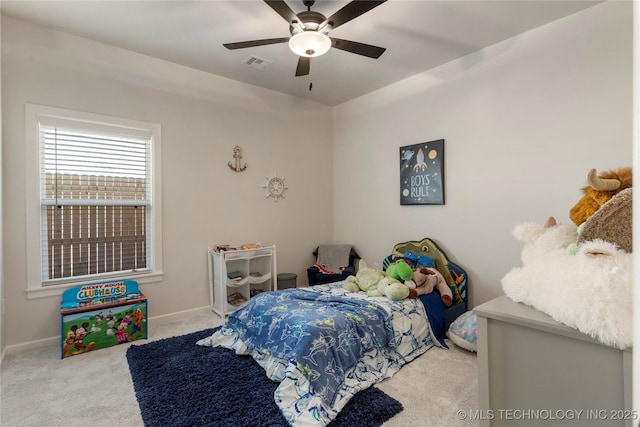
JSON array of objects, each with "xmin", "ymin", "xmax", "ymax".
[{"xmin": 228, "ymin": 145, "xmax": 247, "ymax": 172}]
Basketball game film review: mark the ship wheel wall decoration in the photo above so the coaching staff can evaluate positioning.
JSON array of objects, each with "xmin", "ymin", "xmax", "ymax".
[{"xmin": 264, "ymin": 173, "xmax": 288, "ymax": 202}]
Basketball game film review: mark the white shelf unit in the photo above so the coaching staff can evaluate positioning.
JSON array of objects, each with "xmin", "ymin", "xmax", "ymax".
[{"xmin": 207, "ymin": 245, "xmax": 277, "ymax": 317}]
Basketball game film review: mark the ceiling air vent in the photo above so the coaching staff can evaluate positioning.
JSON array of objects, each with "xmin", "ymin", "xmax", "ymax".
[{"xmin": 242, "ymin": 56, "xmax": 272, "ymax": 70}]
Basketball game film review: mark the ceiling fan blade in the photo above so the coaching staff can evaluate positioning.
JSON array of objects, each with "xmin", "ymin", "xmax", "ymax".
[
  {"xmin": 223, "ymin": 38, "xmax": 289, "ymax": 50},
  {"xmin": 330, "ymin": 38, "xmax": 386, "ymax": 59},
  {"xmin": 323, "ymin": 1, "xmax": 387, "ymax": 30},
  {"xmin": 295, "ymin": 57, "xmax": 310, "ymax": 76},
  {"xmin": 264, "ymin": 0, "xmax": 299, "ymax": 24}
]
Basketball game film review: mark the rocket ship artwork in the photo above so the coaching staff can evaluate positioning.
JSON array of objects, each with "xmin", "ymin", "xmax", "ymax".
[{"xmin": 400, "ymin": 139, "xmax": 444, "ymax": 205}]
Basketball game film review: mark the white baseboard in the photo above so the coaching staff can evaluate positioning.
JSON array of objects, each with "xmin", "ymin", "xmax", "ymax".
[
  {"xmin": 149, "ymin": 305, "xmax": 211, "ymax": 324},
  {"xmin": 4, "ymin": 336, "xmax": 59, "ymax": 355},
  {"xmin": 2, "ymin": 305, "xmax": 212, "ymax": 356}
]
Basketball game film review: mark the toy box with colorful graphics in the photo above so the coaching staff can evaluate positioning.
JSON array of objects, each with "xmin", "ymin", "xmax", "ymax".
[{"xmin": 60, "ymin": 280, "xmax": 147, "ymax": 359}]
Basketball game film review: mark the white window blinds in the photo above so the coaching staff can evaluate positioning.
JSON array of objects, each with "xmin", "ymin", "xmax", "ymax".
[{"xmin": 39, "ymin": 118, "xmax": 153, "ymax": 282}]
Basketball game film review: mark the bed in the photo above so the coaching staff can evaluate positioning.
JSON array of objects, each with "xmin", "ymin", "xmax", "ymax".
[
  {"xmin": 388, "ymin": 238, "xmax": 468, "ymax": 328},
  {"xmin": 198, "ymin": 238, "xmax": 468, "ymax": 427}
]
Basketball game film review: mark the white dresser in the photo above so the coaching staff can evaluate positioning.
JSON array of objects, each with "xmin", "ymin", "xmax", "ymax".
[{"xmin": 475, "ymin": 296, "xmax": 633, "ymax": 427}]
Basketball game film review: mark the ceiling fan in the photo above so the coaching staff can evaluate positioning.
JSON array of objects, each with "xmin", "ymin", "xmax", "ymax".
[{"xmin": 223, "ymin": 0, "xmax": 387, "ymax": 77}]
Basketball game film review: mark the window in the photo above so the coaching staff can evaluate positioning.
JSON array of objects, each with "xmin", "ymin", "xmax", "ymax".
[{"xmin": 26, "ymin": 104, "xmax": 163, "ymax": 298}]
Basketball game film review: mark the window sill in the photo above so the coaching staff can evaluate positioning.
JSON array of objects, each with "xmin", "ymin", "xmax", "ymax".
[{"xmin": 26, "ymin": 271, "xmax": 164, "ymax": 300}]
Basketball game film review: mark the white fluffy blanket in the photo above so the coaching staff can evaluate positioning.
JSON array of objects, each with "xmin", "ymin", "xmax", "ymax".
[{"xmin": 501, "ymin": 221, "xmax": 632, "ymax": 350}]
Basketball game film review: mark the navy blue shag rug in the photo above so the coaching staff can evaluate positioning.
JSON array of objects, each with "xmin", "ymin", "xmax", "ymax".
[{"xmin": 126, "ymin": 328, "xmax": 403, "ymax": 427}]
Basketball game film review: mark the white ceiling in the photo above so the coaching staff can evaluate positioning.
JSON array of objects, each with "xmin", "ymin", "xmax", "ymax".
[{"xmin": 1, "ymin": 0, "xmax": 602, "ymax": 106}]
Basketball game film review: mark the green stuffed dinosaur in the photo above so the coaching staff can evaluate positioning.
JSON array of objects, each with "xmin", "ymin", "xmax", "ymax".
[
  {"xmin": 344, "ymin": 259, "xmax": 414, "ymax": 300},
  {"xmin": 385, "ymin": 259, "xmax": 415, "ymax": 285}
]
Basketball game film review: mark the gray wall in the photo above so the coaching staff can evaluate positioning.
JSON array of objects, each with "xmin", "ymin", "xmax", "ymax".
[
  {"xmin": 1, "ymin": 16, "xmax": 334, "ymax": 348},
  {"xmin": 332, "ymin": 1, "xmax": 632, "ymax": 308}
]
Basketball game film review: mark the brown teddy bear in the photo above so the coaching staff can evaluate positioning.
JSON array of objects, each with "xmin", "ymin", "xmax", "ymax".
[{"xmin": 408, "ymin": 267, "xmax": 453, "ymax": 307}]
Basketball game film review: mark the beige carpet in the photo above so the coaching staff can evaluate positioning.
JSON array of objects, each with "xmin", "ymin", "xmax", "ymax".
[{"xmin": 1, "ymin": 308, "xmax": 478, "ymax": 427}]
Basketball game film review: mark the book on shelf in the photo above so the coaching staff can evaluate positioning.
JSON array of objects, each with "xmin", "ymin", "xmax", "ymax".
[
  {"xmin": 213, "ymin": 243, "xmax": 262, "ymax": 252},
  {"xmin": 227, "ymin": 292, "xmax": 247, "ymax": 307},
  {"xmin": 227, "ymin": 271, "xmax": 242, "ymax": 279}
]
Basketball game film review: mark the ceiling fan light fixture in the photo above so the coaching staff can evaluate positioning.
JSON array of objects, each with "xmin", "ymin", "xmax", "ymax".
[{"xmin": 288, "ymin": 31, "xmax": 331, "ymax": 57}]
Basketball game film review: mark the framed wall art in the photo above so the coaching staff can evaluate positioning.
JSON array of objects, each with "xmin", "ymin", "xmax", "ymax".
[{"xmin": 399, "ymin": 139, "xmax": 445, "ymax": 205}]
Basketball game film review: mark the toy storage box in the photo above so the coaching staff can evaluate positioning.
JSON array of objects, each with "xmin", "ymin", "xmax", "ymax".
[{"xmin": 61, "ymin": 280, "xmax": 147, "ymax": 359}]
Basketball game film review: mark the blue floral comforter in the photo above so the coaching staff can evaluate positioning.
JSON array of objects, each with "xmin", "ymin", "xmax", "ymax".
[
  {"xmin": 229, "ymin": 288, "xmax": 393, "ymax": 406},
  {"xmin": 198, "ymin": 283, "xmax": 443, "ymax": 426}
]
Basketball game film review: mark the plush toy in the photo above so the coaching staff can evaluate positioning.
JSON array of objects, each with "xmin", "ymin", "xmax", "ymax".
[
  {"xmin": 502, "ymin": 217, "xmax": 632, "ymax": 350},
  {"xmin": 376, "ymin": 277, "xmax": 411, "ymax": 300},
  {"xmin": 343, "ymin": 259, "xmax": 385, "ymax": 294},
  {"xmin": 385, "ymin": 259, "xmax": 416, "ymax": 287},
  {"xmin": 576, "ymin": 187, "xmax": 632, "ymax": 253},
  {"xmin": 409, "ymin": 267, "xmax": 453, "ymax": 307},
  {"xmin": 385, "ymin": 259, "xmax": 413, "ymax": 281},
  {"xmin": 567, "ymin": 168, "xmax": 632, "ymax": 253},
  {"xmin": 344, "ymin": 259, "xmax": 412, "ymax": 300},
  {"xmin": 569, "ymin": 167, "xmax": 631, "ymax": 226},
  {"xmin": 511, "ymin": 216, "xmax": 579, "ymax": 259}
]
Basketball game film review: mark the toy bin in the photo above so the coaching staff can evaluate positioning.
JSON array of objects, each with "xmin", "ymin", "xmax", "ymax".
[{"xmin": 60, "ymin": 280, "xmax": 147, "ymax": 359}]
